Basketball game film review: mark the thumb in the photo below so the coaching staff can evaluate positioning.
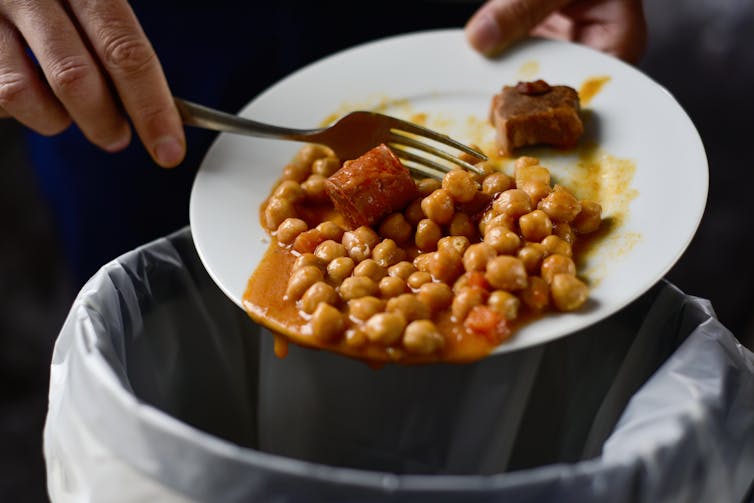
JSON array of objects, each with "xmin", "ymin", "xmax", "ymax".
[{"xmin": 466, "ymin": 0, "xmax": 571, "ymax": 56}]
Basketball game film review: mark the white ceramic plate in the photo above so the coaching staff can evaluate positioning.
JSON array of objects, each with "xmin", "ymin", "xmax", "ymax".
[{"xmin": 190, "ymin": 29, "xmax": 708, "ymax": 355}]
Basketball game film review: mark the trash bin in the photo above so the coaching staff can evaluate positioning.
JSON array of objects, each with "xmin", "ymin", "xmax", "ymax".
[{"xmin": 44, "ymin": 228, "xmax": 754, "ymax": 502}]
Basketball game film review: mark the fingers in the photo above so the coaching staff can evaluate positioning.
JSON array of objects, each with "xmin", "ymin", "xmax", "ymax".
[
  {"xmin": 558, "ymin": 0, "xmax": 647, "ymax": 63},
  {"xmin": 466, "ymin": 0, "xmax": 647, "ymax": 64},
  {"xmin": 0, "ymin": 15, "xmax": 71, "ymax": 134},
  {"xmin": 1, "ymin": 1, "xmax": 131, "ymax": 150},
  {"xmin": 466, "ymin": 0, "xmax": 571, "ymax": 56},
  {"xmin": 68, "ymin": 0, "xmax": 185, "ymax": 167},
  {"xmin": 0, "ymin": 0, "xmax": 185, "ymax": 167}
]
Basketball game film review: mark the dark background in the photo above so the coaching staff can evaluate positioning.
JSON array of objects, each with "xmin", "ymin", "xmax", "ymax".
[{"xmin": 1, "ymin": 0, "xmax": 753, "ymax": 500}]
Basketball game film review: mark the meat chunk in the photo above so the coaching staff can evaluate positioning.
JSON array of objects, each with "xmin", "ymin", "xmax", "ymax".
[
  {"xmin": 325, "ymin": 144, "xmax": 418, "ymax": 229},
  {"xmin": 490, "ymin": 80, "xmax": 583, "ymax": 156}
]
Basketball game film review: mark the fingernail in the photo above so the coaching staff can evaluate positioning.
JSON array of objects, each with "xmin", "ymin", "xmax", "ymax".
[
  {"xmin": 467, "ymin": 12, "xmax": 503, "ymax": 55},
  {"xmin": 103, "ymin": 123, "xmax": 132, "ymax": 153},
  {"xmin": 153, "ymin": 135, "xmax": 184, "ymax": 167},
  {"xmin": 105, "ymin": 134, "xmax": 131, "ymax": 153}
]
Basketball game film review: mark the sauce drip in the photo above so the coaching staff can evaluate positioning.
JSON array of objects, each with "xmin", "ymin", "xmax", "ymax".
[{"xmin": 579, "ymin": 76, "xmax": 611, "ymax": 106}]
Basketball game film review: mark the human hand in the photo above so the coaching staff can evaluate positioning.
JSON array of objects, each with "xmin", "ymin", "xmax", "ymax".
[
  {"xmin": 465, "ymin": 0, "xmax": 646, "ymax": 63},
  {"xmin": 0, "ymin": 0, "xmax": 185, "ymax": 167}
]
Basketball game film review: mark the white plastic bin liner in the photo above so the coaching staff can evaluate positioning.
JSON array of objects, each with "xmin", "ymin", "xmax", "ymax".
[{"xmin": 44, "ymin": 229, "xmax": 754, "ymax": 502}]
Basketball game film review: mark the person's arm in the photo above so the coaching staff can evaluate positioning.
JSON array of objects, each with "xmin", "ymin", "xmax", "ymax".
[
  {"xmin": 465, "ymin": 0, "xmax": 647, "ymax": 63},
  {"xmin": 0, "ymin": 0, "xmax": 184, "ymax": 167}
]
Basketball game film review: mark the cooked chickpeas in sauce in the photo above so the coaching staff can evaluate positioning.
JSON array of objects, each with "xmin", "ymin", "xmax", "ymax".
[{"xmin": 247, "ymin": 145, "xmax": 602, "ymax": 363}]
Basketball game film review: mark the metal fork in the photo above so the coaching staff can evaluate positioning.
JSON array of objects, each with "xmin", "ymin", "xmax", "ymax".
[{"xmin": 175, "ymin": 98, "xmax": 487, "ymax": 179}]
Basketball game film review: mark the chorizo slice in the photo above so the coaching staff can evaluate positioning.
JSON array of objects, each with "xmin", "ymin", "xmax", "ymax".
[{"xmin": 325, "ymin": 144, "xmax": 418, "ymax": 229}]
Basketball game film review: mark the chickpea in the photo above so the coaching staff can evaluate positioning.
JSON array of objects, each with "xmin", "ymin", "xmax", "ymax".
[
  {"xmin": 469, "ymin": 159, "xmax": 497, "ymax": 177},
  {"xmin": 518, "ymin": 180, "xmax": 552, "ymax": 206},
  {"xmin": 342, "ymin": 226, "xmax": 380, "ymax": 262},
  {"xmin": 415, "ymin": 219, "xmax": 443, "ymax": 252},
  {"xmin": 572, "ymin": 200, "xmax": 602, "ymax": 234},
  {"xmin": 301, "ymin": 174, "xmax": 329, "ymax": 203},
  {"xmin": 372, "ymin": 239, "xmax": 406, "ymax": 268},
  {"xmin": 276, "ymin": 218, "xmax": 308, "ymax": 245},
  {"xmin": 452, "ymin": 286, "xmax": 487, "ymax": 321},
  {"xmin": 458, "ymin": 147, "xmax": 486, "ymax": 167},
  {"xmin": 386, "ymin": 293, "xmax": 431, "ymax": 322},
  {"xmin": 514, "ymin": 156, "xmax": 539, "ymax": 170},
  {"xmin": 295, "ymin": 144, "xmax": 330, "ymax": 165},
  {"xmin": 452, "ymin": 271, "xmax": 472, "ymax": 293},
  {"xmin": 416, "ymin": 178, "xmax": 442, "ymax": 197},
  {"xmin": 379, "ymin": 213, "xmax": 413, "ymax": 244},
  {"xmin": 474, "ymin": 160, "xmax": 499, "ymax": 175},
  {"xmin": 310, "ymin": 303, "xmax": 345, "ymax": 342},
  {"xmin": 286, "ymin": 265, "xmax": 324, "ymax": 300},
  {"xmin": 517, "ymin": 243, "xmax": 546, "ymax": 274},
  {"xmin": 482, "ymin": 172, "xmax": 513, "ymax": 195},
  {"xmin": 485, "ymin": 256, "xmax": 528, "ymax": 291},
  {"xmin": 316, "ymin": 221, "xmax": 344, "ymax": 242},
  {"xmin": 550, "ymin": 273, "xmax": 589, "ymax": 311},
  {"xmin": 314, "ymin": 239, "xmax": 347, "ymax": 263},
  {"xmin": 264, "ymin": 197, "xmax": 297, "ymax": 230},
  {"xmin": 300, "ymin": 281, "xmax": 338, "ymax": 314},
  {"xmin": 402, "ymin": 320, "xmax": 445, "ymax": 355},
  {"xmin": 353, "ymin": 258, "xmax": 387, "ymax": 283},
  {"xmin": 492, "ymin": 189, "xmax": 532, "ymax": 218},
  {"xmin": 519, "ymin": 210, "xmax": 553, "ymax": 242},
  {"xmin": 553, "ymin": 222, "xmax": 576, "ymax": 244},
  {"xmin": 514, "ymin": 163, "xmax": 551, "ymax": 187},
  {"xmin": 428, "ymin": 248, "xmax": 464, "ymax": 284},
  {"xmin": 339, "ymin": 276, "xmax": 378, "ymax": 301},
  {"xmin": 541, "ymin": 254, "xmax": 576, "ymax": 284},
  {"xmin": 463, "ymin": 242, "xmax": 497, "ymax": 272},
  {"xmin": 484, "ymin": 226, "xmax": 521, "ymax": 255},
  {"xmin": 421, "ymin": 188, "xmax": 455, "ymax": 225},
  {"xmin": 311, "ymin": 156, "xmax": 341, "ymax": 177},
  {"xmin": 520, "ymin": 276, "xmax": 550, "ymax": 311},
  {"xmin": 404, "ymin": 199, "xmax": 426, "ymax": 226},
  {"xmin": 448, "ymin": 213, "xmax": 476, "ymax": 240},
  {"xmin": 348, "ymin": 296, "xmax": 385, "ymax": 321},
  {"xmin": 273, "ymin": 180, "xmax": 305, "ymax": 203},
  {"xmin": 541, "ymin": 235, "xmax": 573, "ymax": 257},
  {"xmin": 442, "ymin": 169, "xmax": 479, "ymax": 203},
  {"xmin": 293, "ymin": 229, "xmax": 326, "ymax": 254},
  {"xmin": 413, "ymin": 253, "xmax": 433, "ymax": 273},
  {"xmin": 537, "ymin": 185, "xmax": 582, "ymax": 223},
  {"xmin": 437, "ymin": 235, "xmax": 471, "ymax": 257},
  {"xmin": 479, "ymin": 212, "xmax": 515, "ymax": 236},
  {"xmin": 388, "ymin": 261, "xmax": 417, "ymax": 280},
  {"xmin": 326, "ymin": 256, "xmax": 355, "ymax": 284},
  {"xmin": 407, "ymin": 271, "xmax": 433, "ymax": 290},
  {"xmin": 363, "ymin": 312, "xmax": 406, "ymax": 345},
  {"xmin": 379, "ymin": 276, "xmax": 408, "ymax": 298},
  {"xmin": 293, "ymin": 253, "xmax": 321, "ymax": 271},
  {"xmin": 282, "ymin": 161, "xmax": 310, "ymax": 183},
  {"xmin": 417, "ymin": 282, "xmax": 453, "ymax": 313},
  {"xmin": 344, "ymin": 329, "xmax": 367, "ymax": 348},
  {"xmin": 488, "ymin": 290, "xmax": 520, "ymax": 320}
]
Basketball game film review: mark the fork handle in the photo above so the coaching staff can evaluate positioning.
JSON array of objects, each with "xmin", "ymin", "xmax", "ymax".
[{"xmin": 174, "ymin": 98, "xmax": 316, "ymax": 141}]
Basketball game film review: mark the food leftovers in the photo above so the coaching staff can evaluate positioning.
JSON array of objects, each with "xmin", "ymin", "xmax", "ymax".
[{"xmin": 243, "ymin": 137, "xmax": 602, "ymax": 363}]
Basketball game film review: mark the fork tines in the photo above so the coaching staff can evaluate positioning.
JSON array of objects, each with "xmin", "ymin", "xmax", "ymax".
[{"xmin": 385, "ymin": 118, "xmax": 487, "ymax": 180}]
